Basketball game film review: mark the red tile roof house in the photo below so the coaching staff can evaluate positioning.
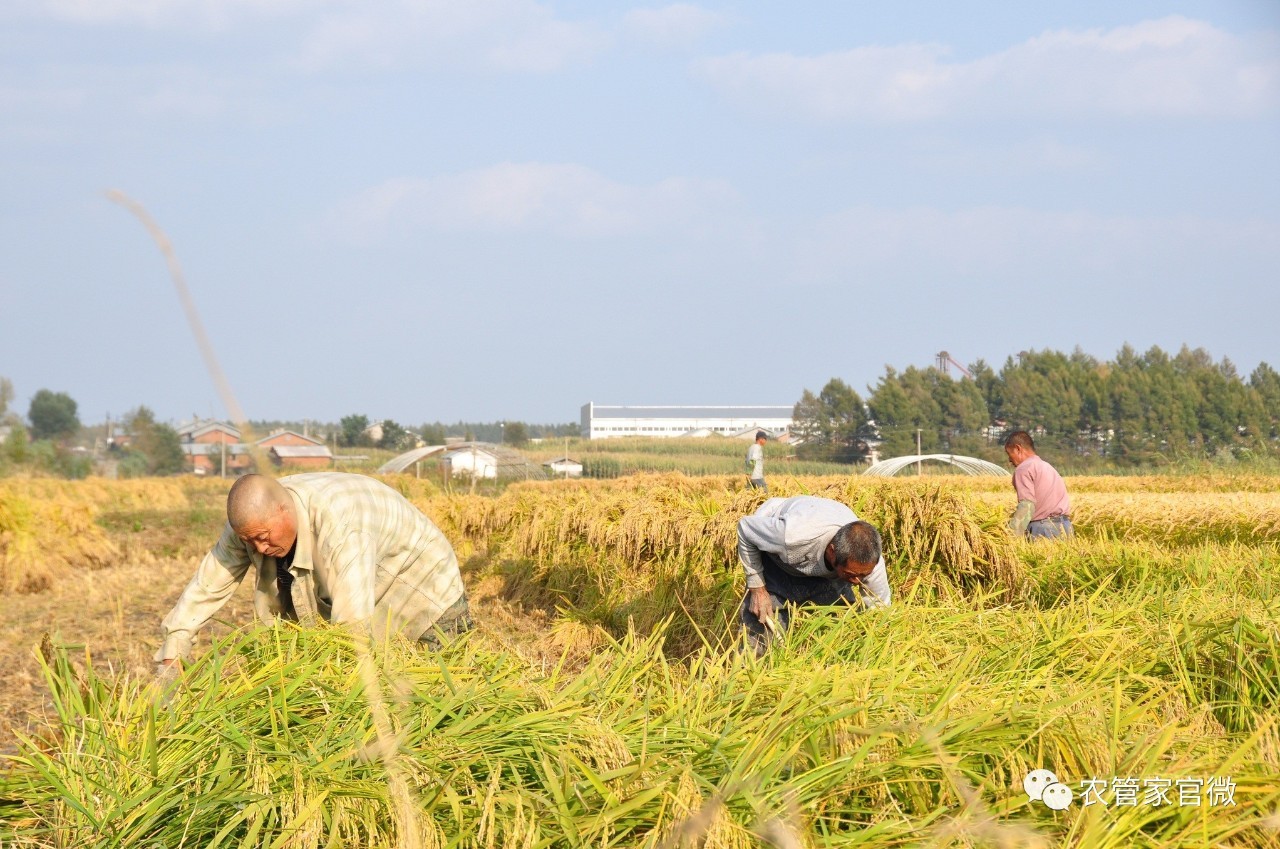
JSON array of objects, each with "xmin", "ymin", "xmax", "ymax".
[
  {"xmin": 178, "ymin": 420, "xmax": 252, "ymax": 476},
  {"xmin": 257, "ymin": 430, "xmax": 334, "ymax": 469},
  {"xmin": 177, "ymin": 422, "xmax": 333, "ymax": 474}
]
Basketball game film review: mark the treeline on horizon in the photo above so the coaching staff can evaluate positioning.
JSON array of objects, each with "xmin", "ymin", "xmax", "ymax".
[
  {"xmin": 5, "ymin": 343, "xmax": 1280, "ymax": 478},
  {"xmin": 794, "ymin": 344, "xmax": 1280, "ymax": 469},
  {"xmin": 298, "ymin": 414, "xmax": 579, "ymax": 451}
]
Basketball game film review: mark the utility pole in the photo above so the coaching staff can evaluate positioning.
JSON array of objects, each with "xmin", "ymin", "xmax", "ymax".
[
  {"xmin": 916, "ymin": 428, "xmax": 922, "ymax": 476},
  {"xmin": 469, "ymin": 442, "xmax": 478, "ymax": 495}
]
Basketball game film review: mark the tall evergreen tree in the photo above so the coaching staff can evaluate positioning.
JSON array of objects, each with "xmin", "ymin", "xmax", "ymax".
[
  {"xmin": 793, "ymin": 378, "xmax": 870, "ymax": 462},
  {"xmin": 814, "ymin": 344, "xmax": 1275, "ymax": 468},
  {"xmin": 1249, "ymin": 362, "xmax": 1280, "ymax": 439}
]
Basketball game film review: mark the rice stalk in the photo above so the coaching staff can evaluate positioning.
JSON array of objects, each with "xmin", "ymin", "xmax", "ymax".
[{"xmin": 0, "ymin": 488, "xmax": 120, "ymax": 593}]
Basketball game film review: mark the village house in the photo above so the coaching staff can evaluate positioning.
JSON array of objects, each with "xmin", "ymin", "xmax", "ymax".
[
  {"xmin": 258, "ymin": 430, "xmax": 333, "ymax": 469},
  {"xmin": 177, "ymin": 419, "xmax": 252, "ymax": 476},
  {"xmin": 361, "ymin": 420, "xmax": 385, "ymax": 445},
  {"xmin": 177, "ymin": 419, "xmax": 333, "ymax": 474}
]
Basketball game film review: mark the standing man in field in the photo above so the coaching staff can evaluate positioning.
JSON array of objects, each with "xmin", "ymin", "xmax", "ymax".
[
  {"xmin": 746, "ymin": 430, "xmax": 769, "ymax": 494},
  {"xmin": 737, "ymin": 495, "xmax": 891, "ymax": 654},
  {"xmin": 1003, "ymin": 430, "xmax": 1073, "ymax": 539},
  {"xmin": 156, "ymin": 473, "xmax": 471, "ymax": 669}
]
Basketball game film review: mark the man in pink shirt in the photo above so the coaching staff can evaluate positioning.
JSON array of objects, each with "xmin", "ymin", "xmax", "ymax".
[{"xmin": 1003, "ymin": 430, "xmax": 1073, "ymax": 539}]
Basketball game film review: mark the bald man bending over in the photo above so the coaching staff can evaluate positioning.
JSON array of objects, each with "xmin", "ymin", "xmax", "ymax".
[{"xmin": 156, "ymin": 473, "xmax": 469, "ymax": 667}]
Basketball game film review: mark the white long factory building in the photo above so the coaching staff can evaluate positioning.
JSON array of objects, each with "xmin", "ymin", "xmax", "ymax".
[{"xmin": 581, "ymin": 403, "xmax": 794, "ymax": 440}]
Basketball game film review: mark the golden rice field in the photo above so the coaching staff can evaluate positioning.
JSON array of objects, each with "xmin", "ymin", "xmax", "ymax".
[{"xmin": 0, "ymin": 472, "xmax": 1277, "ymax": 848}]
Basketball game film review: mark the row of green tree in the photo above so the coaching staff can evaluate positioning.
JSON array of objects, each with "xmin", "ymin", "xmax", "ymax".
[
  {"xmin": 793, "ymin": 345, "xmax": 1280, "ymax": 467},
  {"xmin": 0, "ymin": 376, "xmax": 583, "ymax": 479},
  {"xmin": 0, "ymin": 379, "xmax": 184, "ymax": 478}
]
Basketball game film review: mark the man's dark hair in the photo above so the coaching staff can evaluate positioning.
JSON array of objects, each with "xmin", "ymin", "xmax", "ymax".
[
  {"xmin": 831, "ymin": 520, "xmax": 881, "ymax": 567},
  {"xmin": 755, "ymin": 430, "xmax": 767, "ymax": 441},
  {"xmin": 1004, "ymin": 430, "xmax": 1035, "ymax": 452}
]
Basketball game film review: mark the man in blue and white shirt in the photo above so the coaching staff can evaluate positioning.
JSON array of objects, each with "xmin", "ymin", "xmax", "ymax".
[{"xmin": 737, "ymin": 495, "xmax": 891, "ymax": 653}]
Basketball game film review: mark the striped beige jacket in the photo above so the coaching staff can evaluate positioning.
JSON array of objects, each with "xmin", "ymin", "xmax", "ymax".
[{"xmin": 156, "ymin": 472, "xmax": 465, "ymax": 662}]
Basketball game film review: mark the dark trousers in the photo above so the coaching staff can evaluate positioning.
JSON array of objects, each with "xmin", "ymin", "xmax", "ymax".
[
  {"xmin": 740, "ymin": 557, "xmax": 857, "ymax": 654},
  {"xmin": 417, "ymin": 594, "xmax": 474, "ymax": 649},
  {"xmin": 748, "ymin": 477, "xmax": 769, "ymax": 495}
]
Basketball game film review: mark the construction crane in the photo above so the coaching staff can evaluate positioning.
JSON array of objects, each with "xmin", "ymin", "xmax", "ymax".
[{"xmin": 935, "ymin": 351, "xmax": 973, "ymax": 379}]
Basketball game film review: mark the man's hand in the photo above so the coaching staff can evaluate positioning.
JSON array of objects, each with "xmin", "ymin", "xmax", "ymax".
[
  {"xmin": 153, "ymin": 658, "xmax": 181, "ymax": 706},
  {"xmin": 747, "ymin": 586, "xmax": 775, "ymax": 629},
  {"xmin": 1008, "ymin": 500, "xmax": 1034, "ymax": 536}
]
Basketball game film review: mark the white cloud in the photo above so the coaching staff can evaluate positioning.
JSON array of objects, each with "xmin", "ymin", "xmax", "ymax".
[
  {"xmin": 292, "ymin": 0, "xmax": 608, "ymax": 73},
  {"xmin": 323, "ymin": 162, "xmax": 738, "ymax": 242},
  {"xmin": 27, "ymin": 0, "xmax": 315, "ymax": 30},
  {"xmin": 700, "ymin": 43, "xmax": 955, "ymax": 122},
  {"xmin": 622, "ymin": 4, "xmax": 725, "ymax": 48},
  {"xmin": 485, "ymin": 16, "xmax": 608, "ymax": 73},
  {"xmin": 697, "ymin": 16, "xmax": 1280, "ymax": 123},
  {"xmin": 22, "ymin": 0, "xmax": 610, "ymax": 72}
]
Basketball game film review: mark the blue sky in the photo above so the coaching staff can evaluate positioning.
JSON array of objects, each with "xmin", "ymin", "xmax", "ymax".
[{"xmin": 2, "ymin": 0, "xmax": 1278, "ymax": 426}]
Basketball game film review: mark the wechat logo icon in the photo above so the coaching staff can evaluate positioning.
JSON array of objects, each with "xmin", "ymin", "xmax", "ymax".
[{"xmin": 1024, "ymin": 770, "xmax": 1074, "ymax": 810}]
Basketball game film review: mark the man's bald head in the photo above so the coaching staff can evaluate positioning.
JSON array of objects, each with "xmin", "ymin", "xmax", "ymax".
[{"xmin": 227, "ymin": 474, "xmax": 290, "ymax": 531}]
